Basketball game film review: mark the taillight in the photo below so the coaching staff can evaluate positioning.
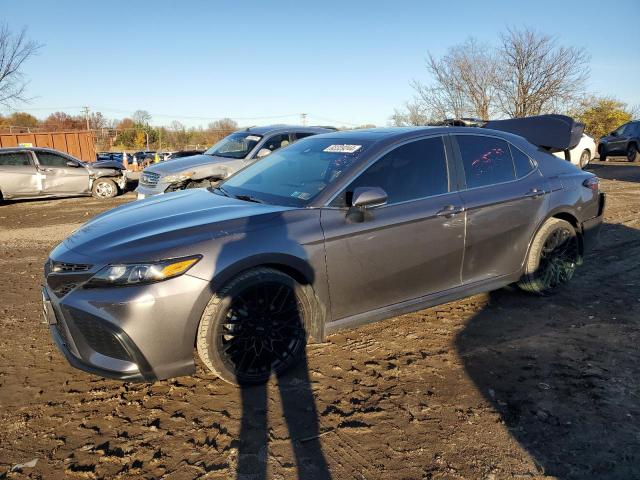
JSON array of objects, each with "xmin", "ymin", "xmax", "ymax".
[{"xmin": 583, "ymin": 176, "xmax": 599, "ymax": 191}]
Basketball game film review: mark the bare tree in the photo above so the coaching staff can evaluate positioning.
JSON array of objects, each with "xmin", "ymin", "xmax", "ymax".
[
  {"xmin": 0, "ymin": 24, "xmax": 42, "ymax": 108},
  {"xmin": 393, "ymin": 39, "xmax": 498, "ymax": 124},
  {"xmin": 495, "ymin": 27, "xmax": 590, "ymax": 117},
  {"xmin": 132, "ymin": 109, "xmax": 152, "ymax": 125}
]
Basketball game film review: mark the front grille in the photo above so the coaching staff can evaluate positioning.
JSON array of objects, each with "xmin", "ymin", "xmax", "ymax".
[
  {"xmin": 51, "ymin": 261, "xmax": 92, "ymax": 273},
  {"xmin": 73, "ymin": 316, "xmax": 131, "ymax": 361},
  {"xmin": 52, "ymin": 282, "xmax": 77, "ymax": 298},
  {"xmin": 140, "ymin": 171, "xmax": 160, "ymax": 187}
]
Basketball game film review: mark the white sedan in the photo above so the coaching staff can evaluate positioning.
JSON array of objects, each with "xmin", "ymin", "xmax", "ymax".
[{"xmin": 553, "ymin": 133, "xmax": 596, "ymax": 168}]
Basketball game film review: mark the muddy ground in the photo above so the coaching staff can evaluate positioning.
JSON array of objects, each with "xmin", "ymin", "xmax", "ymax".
[{"xmin": 0, "ymin": 161, "xmax": 639, "ymax": 480}]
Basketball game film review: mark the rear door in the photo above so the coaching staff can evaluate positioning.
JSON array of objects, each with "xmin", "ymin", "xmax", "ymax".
[
  {"xmin": 321, "ymin": 135, "xmax": 465, "ymax": 321},
  {"xmin": 0, "ymin": 151, "xmax": 40, "ymax": 198},
  {"xmin": 35, "ymin": 151, "xmax": 90, "ymax": 195},
  {"xmin": 451, "ymin": 134, "xmax": 548, "ymax": 284}
]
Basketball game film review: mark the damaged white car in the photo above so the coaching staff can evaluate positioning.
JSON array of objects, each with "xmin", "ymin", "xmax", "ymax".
[{"xmin": 0, "ymin": 147, "xmax": 127, "ymax": 201}]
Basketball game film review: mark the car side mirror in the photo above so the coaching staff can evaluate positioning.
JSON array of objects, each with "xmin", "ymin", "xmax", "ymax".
[
  {"xmin": 256, "ymin": 148, "xmax": 271, "ymax": 158},
  {"xmin": 352, "ymin": 187, "xmax": 388, "ymax": 209},
  {"xmin": 66, "ymin": 161, "xmax": 78, "ymax": 167},
  {"xmin": 610, "ymin": 131, "xmax": 617, "ymax": 137}
]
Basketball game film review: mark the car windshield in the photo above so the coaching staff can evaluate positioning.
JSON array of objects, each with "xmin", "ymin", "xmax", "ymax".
[
  {"xmin": 219, "ymin": 137, "xmax": 371, "ymax": 207},
  {"xmin": 204, "ymin": 132, "xmax": 263, "ymax": 159}
]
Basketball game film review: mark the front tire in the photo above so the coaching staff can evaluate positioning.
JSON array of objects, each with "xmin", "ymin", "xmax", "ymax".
[
  {"xmin": 598, "ymin": 146, "xmax": 607, "ymax": 162},
  {"xmin": 518, "ymin": 218, "xmax": 579, "ymax": 295},
  {"xmin": 197, "ymin": 267, "xmax": 314, "ymax": 385},
  {"xmin": 91, "ymin": 178, "xmax": 118, "ymax": 199},
  {"xmin": 627, "ymin": 143, "xmax": 639, "ymax": 162}
]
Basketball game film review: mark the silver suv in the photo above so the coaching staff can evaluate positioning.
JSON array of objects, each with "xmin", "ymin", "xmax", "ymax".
[
  {"xmin": 135, "ymin": 125, "xmax": 333, "ymax": 199},
  {"xmin": 0, "ymin": 147, "xmax": 127, "ymax": 201}
]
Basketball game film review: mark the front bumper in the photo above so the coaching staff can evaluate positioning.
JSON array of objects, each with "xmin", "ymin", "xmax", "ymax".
[
  {"xmin": 135, "ymin": 183, "xmax": 168, "ymax": 200},
  {"xmin": 582, "ymin": 192, "xmax": 606, "ymax": 253},
  {"xmin": 43, "ymin": 272, "xmax": 212, "ymax": 382}
]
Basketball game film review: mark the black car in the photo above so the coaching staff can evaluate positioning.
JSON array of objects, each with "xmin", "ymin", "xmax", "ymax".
[{"xmin": 598, "ymin": 120, "xmax": 640, "ymax": 162}]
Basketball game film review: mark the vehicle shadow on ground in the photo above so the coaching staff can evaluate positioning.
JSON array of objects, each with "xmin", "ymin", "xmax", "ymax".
[
  {"xmin": 587, "ymin": 161, "xmax": 640, "ymax": 183},
  {"xmin": 455, "ymin": 222, "xmax": 640, "ymax": 479}
]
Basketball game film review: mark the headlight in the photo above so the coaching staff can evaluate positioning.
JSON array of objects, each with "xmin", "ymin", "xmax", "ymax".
[
  {"xmin": 163, "ymin": 171, "xmax": 195, "ymax": 183},
  {"xmin": 85, "ymin": 256, "xmax": 201, "ymax": 287}
]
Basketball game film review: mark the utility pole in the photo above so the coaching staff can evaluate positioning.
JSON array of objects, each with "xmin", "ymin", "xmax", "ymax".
[
  {"xmin": 301, "ymin": 113, "xmax": 307, "ymax": 126},
  {"xmin": 82, "ymin": 106, "xmax": 90, "ymax": 130}
]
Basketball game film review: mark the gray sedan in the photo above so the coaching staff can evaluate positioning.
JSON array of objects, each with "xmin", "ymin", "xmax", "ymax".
[
  {"xmin": 135, "ymin": 125, "xmax": 333, "ymax": 199},
  {"xmin": 0, "ymin": 147, "xmax": 127, "ymax": 201},
  {"xmin": 44, "ymin": 118, "xmax": 605, "ymax": 385}
]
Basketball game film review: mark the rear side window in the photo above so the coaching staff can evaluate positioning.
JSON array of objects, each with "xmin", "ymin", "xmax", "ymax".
[
  {"xmin": 37, "ymin": 152, "xmax": 72, "ymax": 167},
  {"xmin": 456, "ymin": 135, "xmax": 515, "ymax": 188},
  {"xmin": 335, "ymin": 136, "xmax": 449, "ymax": 206},
  {"xmin": 0, "ymin": 152, "xmax": 32, "ymax": 166},
  {"xmin": 510, "ymin": 145, "xmax": 536, "ymax": 178}
]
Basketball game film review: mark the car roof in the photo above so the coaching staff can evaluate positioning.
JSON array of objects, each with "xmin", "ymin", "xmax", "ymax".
[
  {"xmin": 236, "ymin": 125, "xmax": 334, "ymax": 135},
  {"xmin": 307, "ymin": 126, "xmax": 525, "ymax": 149}
]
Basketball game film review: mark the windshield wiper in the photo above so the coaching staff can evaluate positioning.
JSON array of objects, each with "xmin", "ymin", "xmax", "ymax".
[
  {"xmin": 235, "ymin": 194, "xmax": 265, "ymax": 204},
  {"xmin": 212, "ymin": 186, "xmax": 233, "ymax": 197}
]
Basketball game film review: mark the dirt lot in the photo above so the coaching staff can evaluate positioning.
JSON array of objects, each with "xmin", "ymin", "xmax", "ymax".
[{"xmin": 1, "ymin": 161, "xmax": 639, "ymax": 480}]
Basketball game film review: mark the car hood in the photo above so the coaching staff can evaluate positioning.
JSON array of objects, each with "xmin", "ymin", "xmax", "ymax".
[
  {"xmin": 144, "ymin": 154, "xmax": 239, "ymax": 175},
  {"xmin": 51, "ymin": 189, "xmax": 294, "ymax": 264}
]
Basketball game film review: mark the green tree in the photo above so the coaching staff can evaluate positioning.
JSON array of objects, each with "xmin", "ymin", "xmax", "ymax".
[{"xmin": 573, "ymin": 96, "xmax": 633, "ymax": 140}]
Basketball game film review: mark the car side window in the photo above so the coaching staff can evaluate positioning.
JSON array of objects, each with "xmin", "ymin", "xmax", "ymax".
[
  {"xmin": 614, "ymin": 124, "xmax": 628, "ymax": 136},
  {"xmin": 262, "ymin": 134, "xmax": 290, "ymax": 153},
  {"xmin": 0, "ymin": 152, "xmax": 32, "ymax": 166},
  {"xmin": 456, "ymin": 135, "xmax": 515, "ymax": 189},
  {"xmin": 509, "ymin": 144, "xmax": 536, "ymax": 178},
  {"xmin": 331, "ymin": 136, "xmax": 449, "ymax": 207},
  {"xmin": 37, "ymin": 152, "xmax": 72, "ymax": 167}
]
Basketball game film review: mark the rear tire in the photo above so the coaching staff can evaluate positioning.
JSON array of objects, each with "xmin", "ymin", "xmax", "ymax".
[
  {"xmin": 196, "ymin": 267, "xmax": 315, "ymax": 385},
  {"xmin": 91, "ymin": 178, "xmax": 118, "ymax": 199},
  {"xmin": 518, "ymin": 218, "xmax": 579, "ymax": 295},
  {"xmin": 627, "ymin": 143, "xmax": 639, "ymax": 162},
  {"xmin": 579, "ymin": 149, "xmax": 590, "ymax": 168}
]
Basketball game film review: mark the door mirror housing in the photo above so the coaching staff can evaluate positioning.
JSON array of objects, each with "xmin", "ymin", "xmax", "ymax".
[
  {"xmin": 66, "ymin": 161, "xmax": 79, "ymax": 167},
  {"xmin": 256, "ymin": 148, "xmax": 272, "ymax": 158},
  {"xmin": 351, "ymin": 187, "xmax": 388, "ymax": 209}
]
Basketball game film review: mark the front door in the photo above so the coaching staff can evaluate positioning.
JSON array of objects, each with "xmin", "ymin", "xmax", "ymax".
[
  {"xmin": 452, "ymin": 135, "xmax": 548, "ymax": 284},
  {"xmin": 321, "ymin": 136, "xmax": 465, "ymax": 321},
  {"xmin": 35, "ymin": 151, "xmax": 89, "ymax": 195}
]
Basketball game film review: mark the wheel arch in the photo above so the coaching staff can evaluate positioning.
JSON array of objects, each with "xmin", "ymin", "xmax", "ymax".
[{"xmin": 208, "ymin": 253, "xmax": 325, "ymax": 341}]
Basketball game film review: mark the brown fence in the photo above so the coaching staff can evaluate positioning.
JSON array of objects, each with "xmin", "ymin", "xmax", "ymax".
[{"xmin": 0, "ymin": 131, "xmax": 96, "ymax": 161}]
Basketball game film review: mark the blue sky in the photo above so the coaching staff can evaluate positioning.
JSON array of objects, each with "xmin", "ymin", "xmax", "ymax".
[{"xmin": 1, "ymin": 0, "xmax": 639, "ymax": 127}]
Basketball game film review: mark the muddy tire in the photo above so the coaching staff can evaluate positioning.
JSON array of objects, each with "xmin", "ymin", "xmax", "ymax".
[
  {"xmin": 627, "ymin": 143, "xmax": 639, "ymax": 162},
  {"xmin": 196, "ymin": 267, "xmax": 315, "ymax": 385},
  {"xmin": 91, "ymin": 178, "xmax": 118, "ymax": 199},
  {"xmin": 518, "ymin": 218, "xmax": 579, "ymax": 295}
]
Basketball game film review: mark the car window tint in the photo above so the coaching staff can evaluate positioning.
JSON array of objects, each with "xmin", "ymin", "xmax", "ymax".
[
  {"xmin": 0, "ymin": 152, "xmax": 31, "ymax": 166},
  {"xmin": 334, "ymin": 136, "xmax": 449, "ymax": 207},
  {"xmin": 262, "ymin": 134, "xmax": 290, "ymax": 152},
  {"xmin": 37, "ymin": 152, "xmax": 72, "ymax": 167},
  {"xmin": 510, "ymin": 144, "xmax": 535, "ymax": 178},
  {"xmin": 457, "ymin": 135, "xmax": 515, "ymax": 188},
  {"xmin": 294, "ymin": 132, "xmax": 315, "ymax": 141}
]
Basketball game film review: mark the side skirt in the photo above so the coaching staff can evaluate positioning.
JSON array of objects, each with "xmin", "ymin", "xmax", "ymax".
[{"xmin": 324, "ymin": 272, "xmax": 522, "ymax": 336}]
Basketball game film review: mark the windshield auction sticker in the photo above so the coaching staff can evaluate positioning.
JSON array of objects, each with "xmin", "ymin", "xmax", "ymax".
[{"xmin": 323, "ymin": 144, "xmax": 362, "ymax": 154}]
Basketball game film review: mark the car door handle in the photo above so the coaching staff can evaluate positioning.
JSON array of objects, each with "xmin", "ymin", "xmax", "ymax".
[
  {"xmin": 436, "ymin": 205, "xmax": 465, "ymax": 218},
  {"xmin": 524, "ymin": 188, "xmax": 546, "ymax": 198}
]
